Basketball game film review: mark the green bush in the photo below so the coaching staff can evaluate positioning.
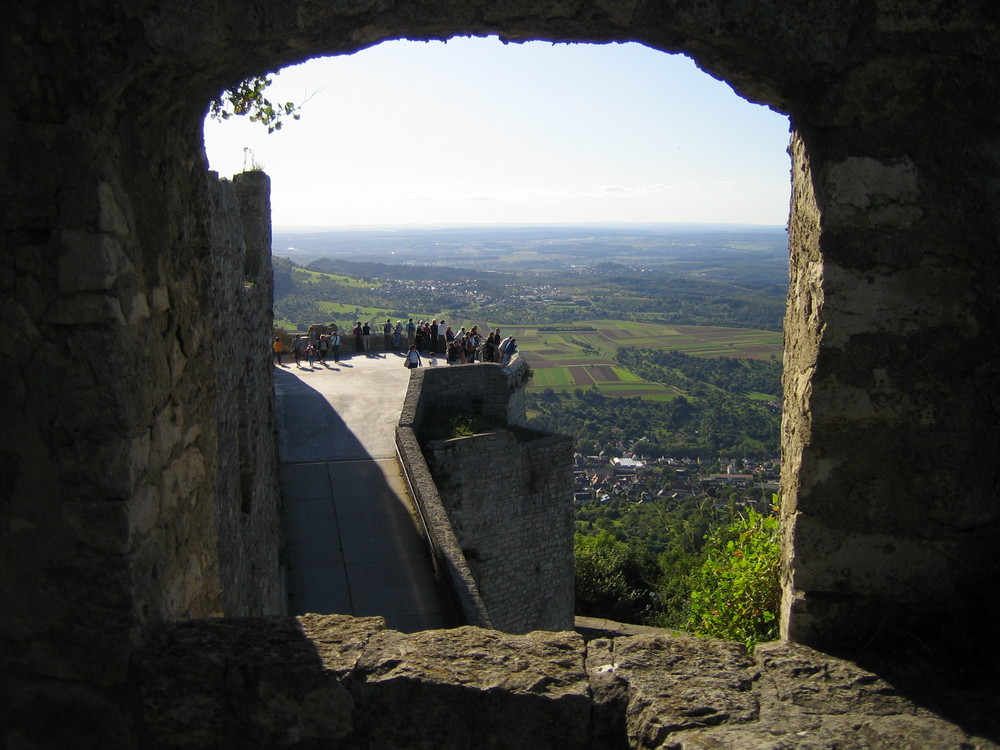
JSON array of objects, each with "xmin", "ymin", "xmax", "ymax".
[
  {"xmin": 574, "ymin": 533, "xmax": 660, "ymax": 624},
  {"xmin": 684, "ymin": 508, "xmax": 780, "ymax": 648}
]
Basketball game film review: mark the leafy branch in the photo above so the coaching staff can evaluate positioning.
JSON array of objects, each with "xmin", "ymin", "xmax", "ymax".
[{"xmin": 209, "ymin": 73, "xmax": 314, "ymax": 134}]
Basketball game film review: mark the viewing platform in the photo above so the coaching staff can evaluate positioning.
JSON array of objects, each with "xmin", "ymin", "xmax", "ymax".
[{"xmin": 272, "ymin": 350, "xmax": 455, "ymax": 632}]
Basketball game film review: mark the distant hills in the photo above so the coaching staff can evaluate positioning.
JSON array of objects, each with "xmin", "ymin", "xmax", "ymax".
[
  {"xmin": 272, "ymin": 223, "xmax": 789, "ymax": 289},
  {"xmin": 271, "ymin": 224, "xmax": 789, "ymax": 334}
]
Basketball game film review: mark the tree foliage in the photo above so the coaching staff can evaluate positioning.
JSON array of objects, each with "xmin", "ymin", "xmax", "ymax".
[
  {"xmin": 574, "ymin": 533, "xmax": 660, "ymax": 624},
  {"xmin": 574, "ymin": 490, "xmax": 781, "ymax": 643},
  {"xmin": 684, "ymin": 507, "xmax": 781, "ymax": 648},
  {"xmin": 209, "ymin": 74, "xmax": 301, "ymax": 133}
]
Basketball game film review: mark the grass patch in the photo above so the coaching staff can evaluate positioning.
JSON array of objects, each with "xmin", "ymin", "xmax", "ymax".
[
  {"xmin": 316, "ymin": 302, "xmax": 395, "ymax": 320},
  {"xmin": 612, "ymin": 367, "xmax": 644, "ymax": 383},
  {"xmin": 418, "ymin": 411, "xmax": 503, "ymax": 442},
  {"xmin": 417, "ymin": 410, "xmax": 547, "ymax": 443},
  {"xmin": 293, "ymin": 268, "xmax": 373, "ymax": 287},
  {"xmin": 746, "ymin": 391, "xmax": 779, "ymax": 401}
]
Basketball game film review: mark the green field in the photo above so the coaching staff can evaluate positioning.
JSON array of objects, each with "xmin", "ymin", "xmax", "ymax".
[
  {"xmin": 293, "ymin": 268, "xmax": 373, "ymax": 288},
  {"xmin": 316, "ymin": 302, "xmax": 395, "ymax": 320},
  {"xmin": 471, "ymin": 319, "xmax": 781, "ymax": 401}
]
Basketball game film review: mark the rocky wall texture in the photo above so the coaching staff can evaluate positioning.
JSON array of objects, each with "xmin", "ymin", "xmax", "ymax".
[
  {"xmin": 394, "ymin": 421, "xmax": 492, "ymax": 629},
  {"xmin": 210, "ymin": 172, "xmax": 286, "ymax": 618},
  {"xmin": 426, "ymin": 429, "xmax": 575, "ymax": 633},
  {"xmin": 0, "ymin": 149, "xmax": 284, "ymax": 746},
  {"xmin": 400, "ymin": 355, "xmax": 527, "ymax": 427},
  {"xmin": 396, "ymin": 353, "xmax": 573, "ymax": 633},
  {"xmin": 779, "ymin": 66, "xmax": 1000, "ymax": 665},
  {"xmin": 132, "ymin": 614, "xmax": 997, "ymax": 750},
  {"xmin": 3, "ymin": 0, "xmax": 1000, "ymax": 746}
]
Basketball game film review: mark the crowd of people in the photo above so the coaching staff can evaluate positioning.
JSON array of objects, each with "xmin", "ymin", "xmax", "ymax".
[{"xmin": 272, "ymin": 318, "xmax": 518, "ymax": 369}]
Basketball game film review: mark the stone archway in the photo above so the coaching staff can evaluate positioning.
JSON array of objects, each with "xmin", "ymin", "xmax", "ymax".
[{"xmin": 2, "ymin": 1, "xmax": 999, "ymax": 745}]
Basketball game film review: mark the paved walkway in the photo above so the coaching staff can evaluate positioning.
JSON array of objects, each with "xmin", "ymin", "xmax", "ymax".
[{"xmin": 273, "ymin": 348, "xmax": 454, "ymax": 632}]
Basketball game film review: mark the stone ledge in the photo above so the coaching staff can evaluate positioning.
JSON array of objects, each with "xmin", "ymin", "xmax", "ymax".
[{"xmin": 132, "ymin": 614, "xmax": 996, "ymax": 749}]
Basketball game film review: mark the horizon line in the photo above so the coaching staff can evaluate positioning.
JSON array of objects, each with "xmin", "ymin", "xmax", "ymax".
[{"xmin": 273, "ymin": 220, "xmax": 788, "ymax": 233}]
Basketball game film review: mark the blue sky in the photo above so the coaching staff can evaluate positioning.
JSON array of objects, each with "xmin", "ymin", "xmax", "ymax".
[{"xmin": 202, "ymin": 37, "xmax": 791, "ymax": 229}]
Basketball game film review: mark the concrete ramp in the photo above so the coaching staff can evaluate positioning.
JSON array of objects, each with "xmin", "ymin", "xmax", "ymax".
[{"xmin": 273, "ymin": 351, "xmax": 454, "ymax": 632}]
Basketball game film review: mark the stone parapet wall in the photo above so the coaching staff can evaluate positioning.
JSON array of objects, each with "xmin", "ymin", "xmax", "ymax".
[
  {"xmin": 395, "ymin": 353, "xmax": 572, "ymax": 632},
  {"xmin": 503, "ymin": 354, "xmax": 532, "ymax": 426},
  {"xmin": 394, "ymin": 422, "xmax": 492, "ymax": 629},
  {"xmin": 399, "ymin": 354, "xmax": 528, "ymax": 426},
  {"xmin": 425, "ymin": 428, "xmax": 575, "ymax": 633}
]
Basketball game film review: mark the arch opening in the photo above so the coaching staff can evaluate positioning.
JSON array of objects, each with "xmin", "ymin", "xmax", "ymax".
[
  {"xmin": 204, "ymin": 35, "xmax": 794, "ymax": 639},
  {"xmin": 4, "ymin": 3, "xmax": 999, "ymax": 743}
]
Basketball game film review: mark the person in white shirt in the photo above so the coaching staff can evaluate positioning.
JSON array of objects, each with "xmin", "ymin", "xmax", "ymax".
[{"xmin": 405, "ymin": 345, "xmax": 422, "ymax": 369}]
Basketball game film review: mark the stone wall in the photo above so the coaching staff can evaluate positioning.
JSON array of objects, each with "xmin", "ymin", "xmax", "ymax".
[
  {"xmin": 401, "ymin": 355, "xmax": 527, "ymax": 426},
  {"xmin": 395, "ymin": 422, "xmax": 493, "ymax": 630},
  {"xmin": 0, "ymin": 155, "xmax": 285, "ymax": 743},
  {"xmin": 425, "ymin": 429, "xmax": 575, "ymax": 634},
  {"xmin": 131, "ymin": 614, "xmax": 994, "ymax": 750},
  {"xmin": 3, "ymin": 0, "xmax": 1000, "ymax": 746},
  {"xmin": 396, "ymin": 354, "xmax": 574, "ymax": 633},
  {"xmin": 210, "ymin": 172, "xmax": 286, "ymax": 618}
]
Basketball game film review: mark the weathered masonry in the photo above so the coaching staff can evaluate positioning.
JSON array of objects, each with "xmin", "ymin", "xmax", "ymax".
[
  {"xmin": 2, "ymin": 1, "xmax": 998, "ymax": 747},
  {"xmin": 395, "ymin": 354, "xmax": 576, "ymax": 635}
]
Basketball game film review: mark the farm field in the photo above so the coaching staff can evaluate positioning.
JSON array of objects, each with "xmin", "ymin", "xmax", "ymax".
[{"xmin": 487, "ymin": 319, "xmax": 782, "ymax": 400}]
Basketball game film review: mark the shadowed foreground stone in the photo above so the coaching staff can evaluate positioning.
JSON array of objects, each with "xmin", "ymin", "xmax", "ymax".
[{"xmin": 133, "ymin": 615, "xmax": 996, "ymax": 749}]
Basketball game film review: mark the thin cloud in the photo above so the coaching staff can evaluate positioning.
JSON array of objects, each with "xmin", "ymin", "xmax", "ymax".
[{"xmin": 594, "ymin": 183, "xmax": 665, "ymax": 197}]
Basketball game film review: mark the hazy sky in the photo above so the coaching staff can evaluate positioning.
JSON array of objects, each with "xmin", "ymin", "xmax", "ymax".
[{"xmin": 202, "ymin": 37, "xmax": 791, "ymax": 229}]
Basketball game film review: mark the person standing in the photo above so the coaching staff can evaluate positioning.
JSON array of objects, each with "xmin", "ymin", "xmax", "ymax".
[
  {"xmin": 383, "ymin": 318, "xmax": 393, "ymax": 350},
  {"xmin": 394, "ymin": 320, "xmax": 403, "ymax": 350},
  {"xmin": 272, "ymin": 336, "xmax": 284, "ymax": 365},
  {"xmin": 331, "ymin": 330, "xmax": 342, "ymax": 363},
  {"xmin": 354, "ymin": 320, "xmax": 365, "ymax": 354},
  {"xmin": 292, "ymin": 334, "xmax": 308, "ymax": 368},
  {"xmin": 405, "ymin": 344, "xmax": 422, "ymax": 369},
  {"xmin": 501, "ymin": 336, "xmax": 518, "ymax": 365},
  {"xmin": 465, "ymin": 326, "xmax": 479, "ymax": 363},
  {"xmin": 482, "ymin": 330, "xmax": 496, "ymax": 363},
  {"xmin": 497, "ymin": 335, "xmax": 512, "ymax": 364},
  {"xmin": 362, "ymin": 321, "xmax": 372, "ymax": 352},
  {"xmin": 406, "ymin": 318, "xmax": 416, "ymax": 347},
  {"xmin": 444, "ymin": 324, "xmax": 454, "ymax": 357},
  {"xmin": 430, "ymin": 319, "xmax": 439, "ymax": 354}
]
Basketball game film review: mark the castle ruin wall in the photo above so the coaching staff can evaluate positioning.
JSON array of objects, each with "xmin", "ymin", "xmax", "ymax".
[
  {"xmin": 425, "ymin": 428, "xmax": 575, "ymax": 634},
  {"xmin": 2, "ymin": 0, "xmax": 1000, "ymax": 745},
  {"xmin": 397, "ymin": 355, "xmax": 575, "ymax": 633}
]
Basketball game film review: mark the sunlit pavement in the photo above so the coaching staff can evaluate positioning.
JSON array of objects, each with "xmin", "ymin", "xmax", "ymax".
[{"xmin": 273, "ymin": 349, "xmax": 454, "ymax": 631}]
